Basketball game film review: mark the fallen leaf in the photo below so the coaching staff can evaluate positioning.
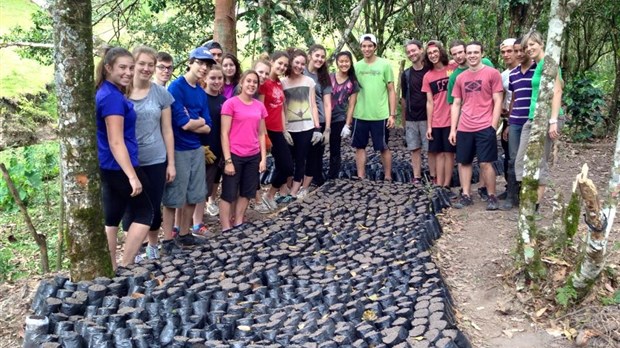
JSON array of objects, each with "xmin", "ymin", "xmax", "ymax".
[
  {"xmin": 604, "ymin": 283, "xmax": 615, "ymax": 293},
  {"xmin": 545, "ymin": 328, "xmax": 563, "ymax": 337},
  {"xmin": 535, "ymin": 307, "xmax": 547, "ymax": 317},
  {"xmin": 470, "ymin": 321, "xmax": 481, "ymax": 331}
]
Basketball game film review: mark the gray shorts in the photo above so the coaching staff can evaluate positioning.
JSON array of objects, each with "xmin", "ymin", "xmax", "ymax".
[
  {"xmin": 515, "ymin": 119, "xmax": 564, "ymax": 185},
  {"xmin": 405, "ymin": 120, "xmax": 428, "ymax": 151},
  {"xmin": 162, "ymin": 147, "xmax": 206, "ymax": 208}
]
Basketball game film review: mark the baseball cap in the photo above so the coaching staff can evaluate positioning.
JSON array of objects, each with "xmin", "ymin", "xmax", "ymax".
[
  {"xmin": 500, "ymin": 38, "xmax": 516, "ymax": 49},
  {"xmin": 189, "ymin": 47, "xmax": 216, "ymax": 63},
  {"xmin": 359, "ymin": 33, "xmax": 377, "ymax": 45},
  {"xmin": 203, "ymin": 40, "xmax": 223, "ymax": 51}
]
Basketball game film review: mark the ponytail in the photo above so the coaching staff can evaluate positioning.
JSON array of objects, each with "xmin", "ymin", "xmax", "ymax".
[{"xmin": 95, "ymin": 46, "xmax": 133, "ymax": 90}]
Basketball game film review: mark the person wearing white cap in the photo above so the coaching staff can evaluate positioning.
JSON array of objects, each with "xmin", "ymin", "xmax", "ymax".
[
  {"xmin": 342, "ymin": 33, "xmax": 397, "ymax": 181},
  {"xmin": 160, "ymin": 47, "xmax": 215, "ymax": 253}
]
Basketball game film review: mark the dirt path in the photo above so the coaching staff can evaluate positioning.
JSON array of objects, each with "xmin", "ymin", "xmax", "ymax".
[{"xmin": 433, "ymin": 139, "xmax": 618, "ymax": 347}]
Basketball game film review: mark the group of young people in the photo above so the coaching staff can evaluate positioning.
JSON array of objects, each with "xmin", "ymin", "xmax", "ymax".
[
  {"xmin": 400, "ymin": 31, "xmax": 563, "ymax": 211},
  {"xmin": 95, "ymin": 30, "xmax": 561, "ymax": 268}
]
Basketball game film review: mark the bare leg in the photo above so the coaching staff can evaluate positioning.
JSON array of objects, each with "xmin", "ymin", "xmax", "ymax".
[
  {"xmin": 147, "ymin": 230, "xmax": 159, "ymax": 246},
  {"xmin": 537, "ymin": 185, "xmax": 546, "ymax": 204},
  {"xmin": 161, "ymin": 206, "xmax": 175, "ymax": 240},
  {"xmin": 174, "ymin": 208, "xmax": 181, "ymax": 231},
  {"xmin": 178, "ymin": 203, "xmax": 195, "ymax": 237},
  {"xmin": 290, "ymin": 181, "xmax": 302, "ymax": 196},
  {"xmin": 481, "ymin": 162, "xmax": 496, "ymax": 195},
  {"xmin": 443, "ymin": 152, "xmax": 455, "ymax": 187},
  {"xmin": 234, "ymin": 197, "xmax": 250, "ymax": 226},
  {"xmin": 105, "ymin": 226, "xmax": 118, "ymax": 270},
  {"xmin": 380, "ymin": 149, "xmax": 392, "ymax": 180},
  {"xmin": 428, "ymin": 151, "xmax": 436, "ymax": 179},
  {"xmin": 412, "ymin": 149, "xmax": 423, "ymax": 178},
  {"xmin": 355, "ymin": 148, "xmax": 366, "ymax": 179},
  {"xmin": 121, "ymin": 222, "xmax": 150, "ymax": 266},
  {"xmin": 219, "ymin": 200, "xmax": 233, "ymax": 231},
  {"xmin": 193, "ymin": 200, "xmax": 205, "ymax": 226},
  {"xmin": 302, "ymin": 175, "xmax": 313, "ymax": 190},
  {"xmin": 433, "ymin": 152, "xmax": 444, "ymax": 185},
  {"xmin": 458, "ymin": 163, "xmax": 473, "ymax": 196}
]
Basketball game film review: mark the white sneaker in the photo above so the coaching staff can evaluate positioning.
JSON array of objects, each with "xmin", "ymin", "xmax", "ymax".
[
  {"xmin": 254, "ymin": 202, "xmax": 272, "ymax": 214},
  {"xmin": 262, "ymin": 193, "xmax": 277, "ymax": 210},
  {"xmin": 206, "ymin": 201, "xmax": 219, "ymax": 216},
  {"xmin": 296, "ymin": 188, "xmax": 308, "ymax": 200}
]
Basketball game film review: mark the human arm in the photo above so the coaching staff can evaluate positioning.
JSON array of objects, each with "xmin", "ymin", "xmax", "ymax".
[
  {"xmin": 322, "ymin": 92, "xmax": 332, "ymax": 144},
  {"xmin": 548, "ymin": 74, "xmax": 563, "ymax": 139},
  {"xmin": 259, "ymin": 120, "xmax": 267, "ymax": 172},
  {"xmin": 105, "ymin": 116, "xmax": 142, "ymax": 196},
  {"xmin": 449, "ymin": 98, "xmax": 462, "ymax": 146},
  {"xmin": 309, "ymin": 87, "xmax": 320, "ymax": 129},
  {"xmin": 425, "ymin": 93, "xmax": 434, "ymax": 140},
  {"xmin": 220, "ymin": 114, "xmax": 235, "ymax": 175},
  {"xmin": 386, "ymin": 81, "xmax": 396, "ymax": 128},
  {"xmin": 491, "ymin": 91, "xmax": 503, "ymax": 130},
  {"xmin": 345, "ymin": 92, "xmax": 358, "ymax": 127},
  {"xmin": 160, "ymin": 106, "xmax": 176, "ymax": 183}
]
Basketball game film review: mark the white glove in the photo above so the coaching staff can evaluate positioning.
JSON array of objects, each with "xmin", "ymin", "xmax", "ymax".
[
  {"xmin": 341, "ymin": 125, "xmax": 351, "ymax": 138},
  {"xmin": 283, "ymin": 131, "xmax": 294, "ymax": 146},
  {"xmin": 311, "ymin": 131, "xmax": 323, "ymax": 145},
  {"xmin": 322, "ymin": 128, "xmax": 331, "ymax": 146}
]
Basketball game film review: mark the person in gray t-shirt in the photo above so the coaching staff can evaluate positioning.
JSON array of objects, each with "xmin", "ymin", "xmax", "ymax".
[{"xmin": 123, "ymin": 46, "xmax": 175, "ymax": 260}]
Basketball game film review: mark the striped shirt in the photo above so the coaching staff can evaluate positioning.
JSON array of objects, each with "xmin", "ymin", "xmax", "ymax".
[{"xmin": 508, "ymin": 62, "xmax": 536, "ymax": 126}]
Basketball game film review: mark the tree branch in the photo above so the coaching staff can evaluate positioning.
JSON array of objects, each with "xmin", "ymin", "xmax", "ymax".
[
  {"xmin": 330, "ymin": 0, "xmax": 368, "ymax": 63},
  {"xmin": 0, "ymin": 42, "xmax": 54, "ymax": 49}
]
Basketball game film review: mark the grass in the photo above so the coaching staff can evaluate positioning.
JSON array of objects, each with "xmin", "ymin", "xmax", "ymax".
[{"xmin": 0, "ymin": 0, "xmax": 54, "ymax": 98}]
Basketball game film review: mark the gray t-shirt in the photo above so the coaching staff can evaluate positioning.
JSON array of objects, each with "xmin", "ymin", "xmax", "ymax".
[
  {"xmin": 130, "ymin": 82, "xmax": 175, "ymax": 166},
  {"xmin": 304, "ymin": 69, "xmax": 332, "ymax": 124}
]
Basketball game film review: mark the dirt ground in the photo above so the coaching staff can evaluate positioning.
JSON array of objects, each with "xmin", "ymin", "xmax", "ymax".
[{"xmin": 0, "ymin": 137, "xmax": 618, "ymax": 347}]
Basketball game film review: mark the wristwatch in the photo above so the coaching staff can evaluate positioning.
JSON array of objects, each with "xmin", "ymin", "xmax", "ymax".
[
  {"xmin": 224, "ymin": 158, "xmax": 233, "ymax": 164},
  {"xmin": 549, "ymin": 119, "xmax": 558, "ymax": 124}
]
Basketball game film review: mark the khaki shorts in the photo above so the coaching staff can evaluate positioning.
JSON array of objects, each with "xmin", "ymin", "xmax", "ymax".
[{"xmin": 405, "ymin": 120, "xmax": 428, "ymax": 151}]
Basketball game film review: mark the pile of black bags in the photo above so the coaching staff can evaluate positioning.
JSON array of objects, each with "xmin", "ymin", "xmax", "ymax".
[{"xmin": 28, "ymin": 180, "xmax": 470, "ymax": 348}]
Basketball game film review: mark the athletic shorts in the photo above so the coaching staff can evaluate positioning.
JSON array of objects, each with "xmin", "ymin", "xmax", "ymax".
[
  {"xmin": 455, "ymin": 126, "xmax": 497, "ymax": 164},
  {"xmin": 101, "ymin": 167, "xmax": 153, "ymax": 227},
  {"xmin": 429, "ymin": 126, "xmax": 456, "ymax": 153},
  {"xmin": 352, "ymin": 119, "xmax": 389, "ymax": 151},
  {"xmin": 162, "ymin": 147, "xmax": 206, "ymax": 208},
  {"xmin": 405, "ymin": 120, "xmax": 428, "ymax": 151},
  {"xmin": 220, "ymin": 153, "xmax": 260, "ymax": 203}
]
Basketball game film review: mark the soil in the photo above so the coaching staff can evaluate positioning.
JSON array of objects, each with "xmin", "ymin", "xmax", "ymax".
[{"xmin": 0, "ymin": 137, "xmax": 618, "ymax": 347}]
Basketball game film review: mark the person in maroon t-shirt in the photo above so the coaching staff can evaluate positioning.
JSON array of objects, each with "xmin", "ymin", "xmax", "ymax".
[{"xmin": 449, "ymin": 41, "xmax": 503, "ymax": 210}]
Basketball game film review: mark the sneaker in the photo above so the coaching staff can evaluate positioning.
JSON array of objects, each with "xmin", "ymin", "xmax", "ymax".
[
  {"xmin": 499, "ymin": 200, "xmax": 514, "ymax": 211},
  {"xmin": 277, "ymin": 194, "xmax": 295, "ymax": 204},
  {"xmin": 262, "ymin": 193, "xmax": 277, "ymax": 210},
  {"xmin": 486, "ymin": 194, "xmax": 499, "ymax": 211},
  {"xmin": 453, "ymin": 194, "xmax": 473, "ymax": 209},
  {"xmin": 192, "ymin": 223, "xmax": 209, "ymax": 237},
  {"xmin": 172, "ymin": 226, "xmax": 179, "ymax": 239},
  {"xmin": 444, "ymin": 187, "xmax": 458, "ymax": 200},
  {"xmin": 254, "ymin": 202, "xmax": 272, "ymax": 214},
  {"xmin": 412, "ymin": 178, "xmax": 422, "ymax": 186},
  {"xmin": 145, "ymin": 244, "xmax": 160, "ymax": 259},
  {"xmin": 206, "ymin": 202, "xmax": 219, "ymax": 216},
  {"xmin": 134, "ymin": 253, "xmax": 144, "ymax": 264},
  {"xmin": 478, "ymin": 187, "xmax": 489, "ymax": 202},
  {"xmin": 177, "ymin": 233, "xmax": 207, "ymax": 246},
  {"xmin": 161, "ymin": 239, "xmax": 182, "ymax": 256},
  {"xmin": 296, "ymin": 188, "xmax": 308, "ymax": 200},
  {"xmin": 497, "ymin": 191, "xmax": 508, "ymax": 200}
]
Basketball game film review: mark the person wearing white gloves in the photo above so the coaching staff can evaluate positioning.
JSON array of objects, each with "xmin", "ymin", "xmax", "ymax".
[{"xmin": 281, "ymin": 48, "xmax": 321, "ymax": 200}]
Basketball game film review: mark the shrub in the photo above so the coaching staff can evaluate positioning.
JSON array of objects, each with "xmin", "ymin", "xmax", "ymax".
[{"xmin": 564, "ymin": 76, "xmax": 607, "ymax": 142}]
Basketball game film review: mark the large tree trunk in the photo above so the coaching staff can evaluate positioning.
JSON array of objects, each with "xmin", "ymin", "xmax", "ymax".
[
  {"xmin": 51, "ymin": 0, "xmax": 113, "ymax": 280},
  {"xmin": 258, "ymin": 0, "xmax": 274, "ymax": 54},
  {"xmin": 214, "ymin": 0, "xmax": 237, "ymax": 55},
  {"xmin": 569, "ymin": 124, "xmax": 620, "ymax": 298},
  {"xmin": 517, "ymin": 0, "xmax": 583, "ymax": 281}
]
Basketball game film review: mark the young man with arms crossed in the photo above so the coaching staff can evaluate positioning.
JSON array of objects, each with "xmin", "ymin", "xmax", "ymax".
[
  {"xmin": 498, "ymin": 38, "xmax": 518, "ymax": 199},
  {"xmin": 161, "ymin": 47, "xmax": 214, "ymax": 253},
  {"xmin": 449, "ymin": 41, "xmax": 503, "ymax": 210},
  {"xmin": 447, "ymin": 40, "xmax": 495, "ymax": 200},
  {"xmin": 400, "ymin": 39, "xmax": 430, "ymax": 185},
  {"xmin": 422, "ymin": 40, "xmax": 457, "ymax": 196},
  {"xmin": 154, "ymin": 52, "xmax": 174, "ymax": 87},
  {"xmin": 342, "ymin": 34, "xmax": 397, "ymax": 181}
]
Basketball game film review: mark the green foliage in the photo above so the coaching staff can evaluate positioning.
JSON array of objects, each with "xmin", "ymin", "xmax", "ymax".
[
  {"xmin": 600, "ymin": 290, "xmax": 620, "ymax": 306},
  {"xmin": 556, "ymin": 283, "xmax": 578, "ymax": 307},
  {"xmin": 0, "ymin": 142, "xmax": 59, "ymax": 212},
  {"xmin": 1, "ymin": 8, "xmax": 53, "ymax": 65},
  {"xmin": 564, "ymin": 76, "xmax": 607, "ymax": 142}
]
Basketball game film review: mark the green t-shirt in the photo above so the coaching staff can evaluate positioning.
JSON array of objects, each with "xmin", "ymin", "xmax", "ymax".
[
  {"xmin": 447, "ymin": 57, "xmax": 494, "ymax": 104},
  {"xmin": 354, "ymin": 57, "xmax": 394, "ymax": 121},
  {"xmin": 528, "ymin": 57, "xmax": 563, "ymax": 120}
]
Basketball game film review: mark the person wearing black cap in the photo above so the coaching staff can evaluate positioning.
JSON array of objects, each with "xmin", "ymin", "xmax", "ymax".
[
  {"xmin": 161, "ymin": 47, "xmax": 215, "ymax": 252},
  {"xmin": 203, "ymin": 40, "xmax": 223, "ymax": 65}
]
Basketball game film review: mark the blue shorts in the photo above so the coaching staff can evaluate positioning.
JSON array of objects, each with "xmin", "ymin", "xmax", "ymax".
[
  {"xmin": 455, "ymin": 126, "xmax": 497, "ymax": 165},
  {"xmin": 351, "ymin": 119, "xmax": 389, "ymax": 151}
]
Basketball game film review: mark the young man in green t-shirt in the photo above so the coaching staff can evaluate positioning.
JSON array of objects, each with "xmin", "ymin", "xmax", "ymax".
[{"xmin": 342, "ymin": 33, "xmax": 397, "ymax": 180}]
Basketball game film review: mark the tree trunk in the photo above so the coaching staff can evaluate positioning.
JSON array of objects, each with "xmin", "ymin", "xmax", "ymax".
[
  {"xmin": 51, "ymin": 0, "xmax": 113, "ymax": 280},
  {"xmin": 214, "ymin": 0, "xmax": 237, "ymax": 55},
  {"xmin": 258, "ymin": 0, "xmax": 274, "ymax": 54},
  {"xmin": 517, "ymin": 0, "xmax": 583, "ymax": 281},
  {"xmin": 569, "ymin": 154, "xmax": 617, "ymax": 299},
  {"xmin": 330, "ymin": 0, "xmax": 368, "ymax": 64}
]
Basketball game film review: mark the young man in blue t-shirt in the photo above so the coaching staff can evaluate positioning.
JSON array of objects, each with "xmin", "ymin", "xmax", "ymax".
[{"xmin": 161, "ymin": 47, "xmax": 214, "ymax": 252}]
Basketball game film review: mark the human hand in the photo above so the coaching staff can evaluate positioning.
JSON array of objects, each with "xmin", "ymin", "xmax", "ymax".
[
  {"xmin": 426, "ymin": 128, "xmax": 433, "ymax": 141},
  {"xmin": 224, "ymin": 162, "xmax": 235, "ymax": 176},
  {"xmin": 311, "ymin": 131, "xmax": 323, "ymax": 145},
  {"xmin": 502, "ymin": 125, "xmax": 509, "ymax": 141},
  {"xmin": 166, "ymin": 164, "xmax": 176, "ymax": 183},
  {"xmin": 448, "ymin": 130, "xmax": 457, "ymax": 146},
  {"xmin": 128, "ymin": 176, "xmax": 142, "ymax": 197},
  {"xmin": 386, "ymin": 116, "xmax": 395, "ymax": 129},
  {"xmin": 549, "ymin": 123, "xmax": 560, "ymax": 140},
  {"xmin": 322, "ymin": 128, "xmax": 330, "ymax": 145},
  {"xmin": 341, "ymin": 125, "xmax": 351, "ymax": 138},
  {"xmin": 204, "ymin": 146, "xmax": 216, "ymax": 164},
  {"xmin": 259, "ymin": 159, "xmax": 266, "ymax": 173},
  {"xmin": 283, "ymin": 131, "xmax": 294, "ymax": 146}
]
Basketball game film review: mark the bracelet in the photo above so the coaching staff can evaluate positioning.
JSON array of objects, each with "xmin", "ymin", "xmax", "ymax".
[
  {"xmin": 224, "ymin": 158, "xmax": 233, "ymax": 164},
  {"xmin": 549, "ymin": 119, "xmax": 558, "ymax": 124}
]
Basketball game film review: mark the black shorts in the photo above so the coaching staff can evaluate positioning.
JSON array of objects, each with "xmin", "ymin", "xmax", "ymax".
[
  {"xmin": 351, "ymin": 119, "xmax": 389, "ymax": 151},
  {"xmin": 429, "ymin": 126, "xmax": 456, "ymax": 153},
  {"xmin": 455, "ymin": 126, "xmax": 497, "ymax": 164},
  {"xmin": 220, "ymin": 153, "xmax": 260, "ymax": 203},
  {"xmin": 101, "ymin": 167, "xmax": 153, "ymax": 227},
  {"xmin": 206, "ymin": 160, "xmax": 223, "ymax": 186}
]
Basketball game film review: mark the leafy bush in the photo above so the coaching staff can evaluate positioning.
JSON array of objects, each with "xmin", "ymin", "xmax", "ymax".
[{"xmin": 564, "ymin": 76, "xmax": 607, "ymax": 142}]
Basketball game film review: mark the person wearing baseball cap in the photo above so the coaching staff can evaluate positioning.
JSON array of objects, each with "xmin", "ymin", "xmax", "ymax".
[
  {"xmin": 160, "ymin": 47, "xmax": 214, "ymax": 252},
  {"xmin": 342, "ymin": 33, "xmax": 396, "ymax": 181}
]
